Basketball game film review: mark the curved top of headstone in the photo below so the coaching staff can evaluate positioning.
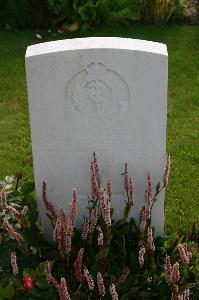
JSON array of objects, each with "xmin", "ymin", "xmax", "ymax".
[{"xmin": 26, "ymin": 37, "xmax": 167, "ymax": 58}]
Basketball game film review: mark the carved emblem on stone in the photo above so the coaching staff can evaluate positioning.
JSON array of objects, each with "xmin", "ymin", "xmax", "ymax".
[{"xmin": 66, "ymin": 63, "xmax": 130, "ymax": 118}]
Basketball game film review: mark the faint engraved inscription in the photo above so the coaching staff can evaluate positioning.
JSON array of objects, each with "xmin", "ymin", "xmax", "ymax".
[{"xmin": 66, "ymin": 63, "xmax": 130, "ymax": 118}]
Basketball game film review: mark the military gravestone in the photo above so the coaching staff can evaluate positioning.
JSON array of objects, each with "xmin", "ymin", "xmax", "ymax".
[{"xmin": 25, "ymin": 37, "xmax": 168, "ymax": 239}]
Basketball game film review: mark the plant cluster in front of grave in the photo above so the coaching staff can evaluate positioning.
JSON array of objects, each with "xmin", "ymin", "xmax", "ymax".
[{"xmin": 0, "ymin": 154, "xmax": 198, "ymax": 299}]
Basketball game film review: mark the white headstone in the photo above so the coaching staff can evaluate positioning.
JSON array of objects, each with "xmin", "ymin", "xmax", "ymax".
[{"xmin": 25, "ymin": 37, "xmax": 168, "ymax": 238}]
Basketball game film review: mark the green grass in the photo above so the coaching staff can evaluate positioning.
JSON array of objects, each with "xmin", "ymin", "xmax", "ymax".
[{"xmin": 0, "ymin": 25, "xmax": 198, "ymax": 234}]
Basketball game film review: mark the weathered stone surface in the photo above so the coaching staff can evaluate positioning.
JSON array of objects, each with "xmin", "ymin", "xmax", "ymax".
[{"xmin": 26, "ymin": 37, "xmax": 168, "ymax": 238}]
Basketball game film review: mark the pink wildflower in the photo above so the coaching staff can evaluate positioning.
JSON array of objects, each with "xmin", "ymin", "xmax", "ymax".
[
  {"xmin": 44, "ymin": 261, "xmax": 60, "ymax": 291},
  {"xmin": 0, "ymin": 189, "xmax": 7, "ymax": 207},
  {"xmin": 99, "ymin": 190, "xmax": 111, "ymax": 227},
  {"xmin": 3, "ymin": 218, "xmax": 23, "ymax": 245},
  {"xmin": 4, "ymin": 204, "xmax": 18, "ymax": 215},
  {"xmin": 70, "ymin": 188, "xmax": 77, "ymax": 223},
  {"xmin": 93, "ymin": 151, "xmax": 100, "ymax": 187},
  {"xmin": 83, "ymin": 267, "xmax": 94, "ymax": 291},
  {"xmin": 178, "ymin": 244, "xmax": 192, "ymax": 266},
  {"xmin": 107, "ymin": 179, "xmax": 112, "ymax": 199},
  {"xmin": 118, "ymin": 267, "xmax": 130, "ymax": 284},
  {"xmin": 20, "ymin": 206, "xmax": 28, "ymax": 217},
  {"xmin": 147, "ymin": 172, "xmax": 152, "ymax": 198},
  {"xmin": 53, "ymin": 212, "xmax": 61, "ymax": 242},
  {"xmin": 163, "ymin": 154, "xmax": 171, "ymax": 187},
  {"xmin": 65, "ymin": 216, "xmax": 73, "ymax": 253},
  {"xmin": 97, "ymin": 226, "xmax": 104, "ymax": 247},
  {"xmin": 145, "ymin": 189, "xmax": 152, "ymax": 220},
  {"xmin": 74, "ymin": 248, "xmax": 84, "ymax": 283},
  {"xmin": 182, "ymin": 289, "xmax": 190, "ymax": 300},
  {"xmin": 138, "ymin": 246, "xmax": 145, "ymax": 268},
  {"xmin": 0, "ymin": 190, "xmax": 19, "ymax": 216},
  {"xmin": 140, "ymin": 206, "xmax": 147, "ymax": 232},
  {"xmin": 59, "ymin": 277, "xmax": 71, "ymax": 300},
  {"xmin": 90, "ymin": 208, "xmax": 98, "ymax": 233},
  {"xmin": 124, "ymin": 163, "xmax": 129, "ymax": 195},
  {"xmin": 104, "ymin": 201, "xmax": 111, "ymax": 227},
  {"xmin": 82, "ymin": 216, "xmax": 90, "ymax": 240},
  {"xmin": 110, "ymin": 284, "xmax": 119, "ymax": 300},
  {"xmin": 91, "ymin": 161, "xmax": 100, "ymax": 199},
  {"xmin": 11, "ymin": 251, "xmax": 18, "ymax": 276},
  {"xmin": 147, "ymin": 227, "xmax": 155, "ymax": 252},
  {"xmin": 42, "ymin": 181, "xmax": 57, "ymax": 225},
  {"xmin": 172, "ymin": 262, "xmax": 180, "ymax": 283},
  {"xmin": 172, "ymin": 285, "xmax": 179, "ymax": 300},
  {"xmin": 53, "ymin": 208, "xmax": 73, "ymax": 254},
  {"xmin": 165, "ymin": 255, "xmax": 172, "ymax": 284},
  {"xmin": 97, "ymin": 272, "xmax": 105, "ymax": 297},
  {"xmin": 128, "ymin": 177, "xmax": 134, "ymax": 206}
]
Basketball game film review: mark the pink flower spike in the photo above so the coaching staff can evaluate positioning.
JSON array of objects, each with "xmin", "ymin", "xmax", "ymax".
[
  {"xmin": 81, "ymin": 216, "xmax": 90, "ymax": 241},
  {"xmin": 97, "ymin": 226, "xmax": 104, "ymax": 247},
  {"xmin": 3, "ymin": 218, "xmax": 23, "ymax": 245},
  {"xmin": 110, "ymin": 284, "xmax": 119, "ymax": 300},
  {"xmin": 44, "ymin": 261, "xmax": 60, "ymax": 291},
  {"xmin": 97, "ymin": 272, "xmax": 105, "ymax": 297},
  {"xmin": 53, "ymin": 208, "xmax": 73, "ymax": 254},
  {"xmin": 74, "ymin": 248, "xmax": 84, "ymax": 283},
  {"xmin": 172, "ymin": 285, "xmax": 179, "ymax": 300},
  {"xmin": 172, "ymin": 262, "xmax": 180, "ymax": 283},
  {"xmin": 93, "ymin": 151, "xmax": 100, "ymax": 187},
  {"xmin": 147, "ymin": 227, "xmax": 155, "ymax": 252},
  {"xmin": 21, "ymin": 206, "xmax": 28, "ymax": 217},
  {"xmin": 83, "ymin": 267, "xmax": 94, "ymax": 291},
  {"xmin": 163, "ymin": 154, "xmax": 171, "ymax": 187},
  {"xmin": 107, "ymin": 179, "xmax": 112, "ymax": 199},
  {"xmin": 42, "ymin": 181, "xmax": 57, "ymax": 225},
  {"xmin": 140, "ymin": 206, "xmax": 147, "ymax": 232},
  {"xmin": 145, "ymin": 188, "xmax": 152, "ymax": 220},
  {"xmin": 11, "ymin": 251, "xmax": 18, "ymax": 276},
  {"xmin": 165, "ymin": 255, "xmax": 172, "ymax": 284},
  {"xmin": 70, "ymin": 188, "xmax": 77, "ymax": 223},
  {"xmin": 104, "ymin": 201, "xmax": 111, "ymax": 227},
  {"xmin": 128, "ymin": 177, "xmax": 134, "ymax": 206},
  {"xmin": 118, "ymin": 267, "xmax": 130, "ymax": 284},
  {"xmin": 91, "ymin": 161, "xmax": 100, "ymax": 199},
  {"xmin": 138, "ymin": 246, "xmax": 145, "ymax": 268},
  {"xmin": 59, "ymin": 277, "xmax": 71, "ymax": 300},
  {"xmin": 0, "ymin": 189, "xmax": 7, "ymax": 207},
  {"xmin": 90, "ymin": 208, "xmax": 98, "ymax": 233},
  {"xmin": 124, "ymin": 163, "xmax": 129, "ymax": 195},
  {"xmin": 178, "ymin": 244, "xmax": 192, "ymax": 266},
  {"xmin": 147, "ymin": 172, "xmax": 152, "ymax": 198},
  {"xmin": 182, "ymin": 289, "xmax": 190, "ymax": 300}
]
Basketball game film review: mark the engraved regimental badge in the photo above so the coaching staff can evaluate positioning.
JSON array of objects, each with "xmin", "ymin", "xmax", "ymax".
[{"xmin": 66, "ymin": 63, "xmax": 130, "ymax": 119}]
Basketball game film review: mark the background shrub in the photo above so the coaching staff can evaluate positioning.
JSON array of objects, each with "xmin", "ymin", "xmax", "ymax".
[{"xmin": 0, "ymin": 0, "xmax": 186, "ymax": 31}]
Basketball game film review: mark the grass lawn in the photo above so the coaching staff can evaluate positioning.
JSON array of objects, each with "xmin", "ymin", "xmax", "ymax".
[{"xmin": 0, "ymin": 24, "xmax": 198, "ymax": 234}]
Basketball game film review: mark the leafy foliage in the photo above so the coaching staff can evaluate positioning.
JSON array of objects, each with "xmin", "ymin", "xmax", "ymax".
[
  {"xmin": 0, "ymin": 0, "xmax": 185, "ymax": 31},
  {"xmin": 0, "ymin": 156, "xmax": 198, "ymax": 299}
]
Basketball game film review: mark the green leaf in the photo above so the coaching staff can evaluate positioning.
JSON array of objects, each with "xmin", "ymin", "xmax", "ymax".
[
  {"xmin": 3, "ymin": 284, "xmax": 15, "ymax": 299},
  {"xmin": 164, "ymin": 240, "xmax": 171, "ymax": 249},
  {"xmin": 78, "ymin": 6, "xmax": 96, "ymax": 21},
  {"xmin": 21, "ymin": 181, "xmax": 35, "ymax": 194},
  {"xmin": 35, "ymin": 277, "xmax": 49, "ymax": 289},
  {"xmin": 36, "ymin": 263, "xmax": 46, "ymax": 277},
  {"xmin": 23, "ymin": 268, "xmax": 36, "ymax": 280}
]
